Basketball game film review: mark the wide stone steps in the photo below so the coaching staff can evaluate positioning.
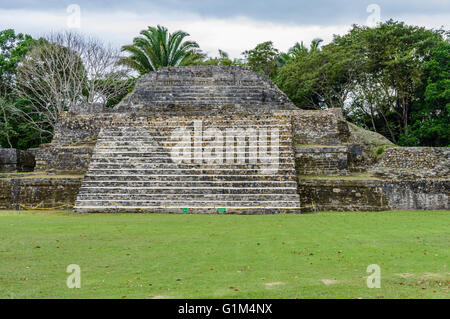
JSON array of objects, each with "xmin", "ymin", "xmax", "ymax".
[
  {"xmin": 91, "ymin": 151, "xmax": 294, "ymax": 157},
  {"xmin": 95, "ymin": 137, "xmax": 293, "ymax": 144},
  {"xmin": 94, "ymin": 142, "xmax": 293, "ymax": 148},
  {"xmin": 74, "ymin": 206, "xmax": 300, "ymax": 214},
  {"xmin": 145, "ymin": 86, "xmax": 267, "ymax": 91},
  {"xmin": 82, "ymin": 174, "xmax": 296, "ymax": 182},
  {"xmin": 76, "ymin": 193, "xmax": 299, "ymax": 201},
  {"xmin": 86, "ymin": 168, "xmax": 297, "ymax": 175},
  {"xmin": 91, "ymin": 152, "xmax": 294, "ymax": 159},
  {"xmin": 88, "ymin": 163, "xmax": 294, "ymax": 170},
  {"xmin": 77, "ymin": 187, "xmax": 298, "ymax": 195},
  {"xmin": 92, "ymin": 145, "xmax": 294, "ymax": 150},
  {"xmin": 99, "ymin": 123, "xmax": 290, "ymax": 127},
  {"xmin": 89, "ymin": 158, "xmax": 293, "ymax": 166},
  {"xmin": 74, "ymin": 117, "xmax": 301, "ymax": 214},
  {"xmin": 79, "ymin": 180, "xmax": 297, "ymax": 187},
  {"xmin": 75, "ymin": 200, "xmax": 300, "ymax": 207}
]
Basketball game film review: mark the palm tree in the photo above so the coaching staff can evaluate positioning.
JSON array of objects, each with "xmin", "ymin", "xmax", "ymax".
[
  {"xmin": 276, "ymin": 42, "xmax": 308, "ymax": 67},
  {"xmin": 119, "ymin": 25, "xmax": 200, "ymax": 75},
  {"xmin": 309, "ymin": 38, "xmax": 323, "ymax": 51}
]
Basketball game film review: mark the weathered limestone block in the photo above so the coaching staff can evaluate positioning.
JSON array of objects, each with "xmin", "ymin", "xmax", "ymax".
[
  {"xmin": 383, "ymin": 180, "xmax": 449, "ymax": 210},
  {"xmin": 298, "ymin": 178, "xmax": 449, "ymax": 211},
  {"xmin": 0, "ymin": 148, "xmax": 35, "ymax": 172},
  {"xmin": 34, "ymin": 145, "xmax": 94, "ymax": 173},
  {"xmin": 298, "ymin": 178, "xmax": 389, "ymax": 211},
  {"xmin": 6, "ymin": 177, "xmax": 82, "ymax": 209},
  {"xmin": 374, "ymin": 147, "xmax": 450, "ymax": 179},
  {"xmin": 291, "ymin": 108, "xmax": 350, "ymax": 145},
  {"xmin": 114, "ymin": 66, "xmax": 298, "ymax": 114},
  {"xmin": 347, "ymin": 144, "xmax": 365, "ymax": 172},
  {"xmin": 0, "ymin": 149, "xmax": 17, "ymax": 172},
  {"xmin": 0, "ymin": 179, "xmax": 12, "ymax": 208},
  {"xmin": 295, "ymin": 146, "xmax": 348, "ymax": 175}
]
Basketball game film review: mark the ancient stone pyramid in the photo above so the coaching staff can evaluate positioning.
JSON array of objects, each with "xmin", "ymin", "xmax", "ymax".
[
  {"xmin": 113, "ymin": 66, "xmax": 298, "ymax": 114},
  {"xmin": 73, "ymin": 66, "xmax": 301, "ymax": 213}
]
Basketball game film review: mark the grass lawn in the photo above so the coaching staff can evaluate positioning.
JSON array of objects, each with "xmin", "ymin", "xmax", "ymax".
[{"xmin": 0, "ymin": 210, "xmax": 448, "ymax": 299}]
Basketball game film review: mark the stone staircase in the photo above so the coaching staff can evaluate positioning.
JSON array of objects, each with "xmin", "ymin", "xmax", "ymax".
[
  {"xmin": 114, "ymin": 66, "xmax": 297, "ymax": 114},
  {"xmin": 295, "ymin": 146, "xmax": 349, "ymax": 176},
  {"xmin": 73, "ymin": 115, "xmax": 301, "ymax": 214}
]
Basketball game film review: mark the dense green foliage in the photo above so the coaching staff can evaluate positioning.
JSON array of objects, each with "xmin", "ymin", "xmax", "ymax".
[
  {"xmin": 201, "ymin": 49, "xmax": 244, "ymax": 66},
  {"xmin": 0, "ymin": 29, "xmax": 46, "ymax": 149},
  {"xmin": 242, "ymin": 41, "xmax": 279, "ymax": 78},
  {"xmin": 275, "ymin": 20, "xmax": 448, "ymax": 145},
  {"xmin": 398, "ymin": 41, "xmax": 450, "ymax": 146},
  {"xmin": 0, "ymin": 29, "xmax": 35, "ymax": 95}
]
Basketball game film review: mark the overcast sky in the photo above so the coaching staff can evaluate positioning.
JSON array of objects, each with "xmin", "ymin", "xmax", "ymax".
[{"xmin": 1, "ymin": 0, "xmax": 448, "ymax": 58}]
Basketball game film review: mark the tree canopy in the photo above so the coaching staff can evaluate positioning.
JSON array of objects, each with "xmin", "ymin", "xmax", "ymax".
[
  {"xmin": 119, "ymin": 25, "xmax": 201, "ymax": 75},
  {"xmin": 275, "ymin": 20, "xmax": 448, "ymax": 145}
]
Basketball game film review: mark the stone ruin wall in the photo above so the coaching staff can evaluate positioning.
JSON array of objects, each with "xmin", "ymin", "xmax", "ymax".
[
  {"xmin": 0, "ymin": 148, "xmax": 35, "ymax": 172},
  {"xmin": 114, "ymin": 66, "xmax": 297, "ymax": 114},
  {"xmin": 0, "ymin": 177, "xmax": 82, "ymax": 209},
  {"xmin": 298, "ymin": 178, "xmax": 449, "ymax": 212},
  {"xmin": 374, "ymin": 147, "xmax": 450, "ymax": 179},
  {"xmin": 0, "ymin": 65, "xmax": 448, "ymax": 211},
  {"xmin": 290, "ymin": 108, "xmax": 350, "ymax": 145},
  {"xmin": 289, "ymin": 109, "xmax": 352, "ymax": 176},
  {"xmin": 4, "ymin": 107, "xmax": 449, "ymax": 211}
]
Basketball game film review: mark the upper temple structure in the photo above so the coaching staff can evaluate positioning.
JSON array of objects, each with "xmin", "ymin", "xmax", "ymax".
[{"xmin": 1, "ymin": 66, "xmax": 448, "ymax": 212}]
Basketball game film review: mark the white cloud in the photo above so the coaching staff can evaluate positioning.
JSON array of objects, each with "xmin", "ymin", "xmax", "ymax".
[{"xmin": 0, "ymin": 8, "xmax": 448, "ymax": 59}]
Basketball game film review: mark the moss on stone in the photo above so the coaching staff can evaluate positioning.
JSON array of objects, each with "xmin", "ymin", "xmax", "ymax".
[
  {"xmin": 298, "ymin": 172, "xmax": 382, "ymax": 181},
  {"xmin": 0, "ymin": 172, "xmax": 84, "ymax": 180}
]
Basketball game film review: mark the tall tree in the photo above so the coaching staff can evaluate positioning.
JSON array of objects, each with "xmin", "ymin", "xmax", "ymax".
[
  {"xmin": 398, "ymin": 40, "xmax": 450, "ymax": 146},
  {"xmin": 276, "ymin": 42, "xmax": 308, "ymax": 67},
  {"xmin": 242, "ymin": 41, "xmax": 279, "ymax": 78},
  {"xmin": 119, "ymin": 25, "xmax": 200, "ymax": 74},
  {"xmin": 0, "ymin": 29, "xmax": 39, "ymax": 149},
  {"xmin": 202, "ymin": 49, "xmax": 243, "ymax": 66},
  {"xmin": 0, "ymin": 29, "xmax": 35, "ymax": 96},
  {"xmin": 275, "ymin": 40, "xmax": 362, "ymax": 109},
  {"xmin": 276, "ymin": 20, "xmax": 446, "ymax": 143},
  {"xmin": 12, "ymin": 31, "xmax": 131, "ymax": 138}
]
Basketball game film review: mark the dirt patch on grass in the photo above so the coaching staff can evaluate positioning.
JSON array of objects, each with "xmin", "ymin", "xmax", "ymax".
[
  {"xmin": 423, "ymin": 273, "xmax": 448, "ymax": 279},
  {"xmin": 265, "ymin": 282, "xmax": 284, "ymax": 287},
  {"xmin": 321, "ymin": 279, "xmax": 339, "ymax": 285}
]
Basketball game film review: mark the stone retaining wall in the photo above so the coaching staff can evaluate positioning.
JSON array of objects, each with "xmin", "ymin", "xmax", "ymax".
[
  {"xmin": 378, "ymin": 147, "xmax": 449, "ymax": 170},
  {"xmin": 375, "ymin": 147, "xmax": 449, "ymax": 179},
  {"xmin": 0, "ymin": 177, "xmax": 82, "ymax": 209},
  {"xmin": 298, "ymin": 178, "xmax": 449, "ymax": 212},
  {"xmin": 34, "ymin": 145, "xmax": 94, "ymax": 173},
  {"xmin": 295, "ymin": 146, "xmax": 348, "ymax": 175},
  {"xmin": 0, "ymin": 148, "xmax": 35, "ymax": 172},
  {"xmin": 290, "ymin": 108, "xmax": 350, "ymax": 145}
]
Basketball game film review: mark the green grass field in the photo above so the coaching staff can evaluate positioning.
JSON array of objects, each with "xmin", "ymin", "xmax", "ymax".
[{"xmin": 0, "ymin": 210, "xmax": 448, "ymax": 299}]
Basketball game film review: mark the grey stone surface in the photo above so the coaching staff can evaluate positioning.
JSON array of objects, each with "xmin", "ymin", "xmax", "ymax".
[
  {"xmin": 0, "ymin": 148, "xmax": 35, "ymax": 172},
  {"xmin": 74, "ymin": 115, "xmax": 301, "ymax": 213},
  {"xmin": 114, "ymin": 66, "xmax": 297, "ymax": 114},
  {"xmin": 298, "ymin": 178, "xmax": 449, "ymax": 211},
  {"xmin": 373, "ymin": 147, "xmax": 450, "ymax": 179},
  {"xmin": 4, "ymin": 66, "xmax": 447, "ymax": 212},
  {"xmin": 69, "ymin": 103, "xmax": 104, "ymax": 114},
  {"xmin": 0, "ymin": 176, "xmax": 82, "ymax": 209}
]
